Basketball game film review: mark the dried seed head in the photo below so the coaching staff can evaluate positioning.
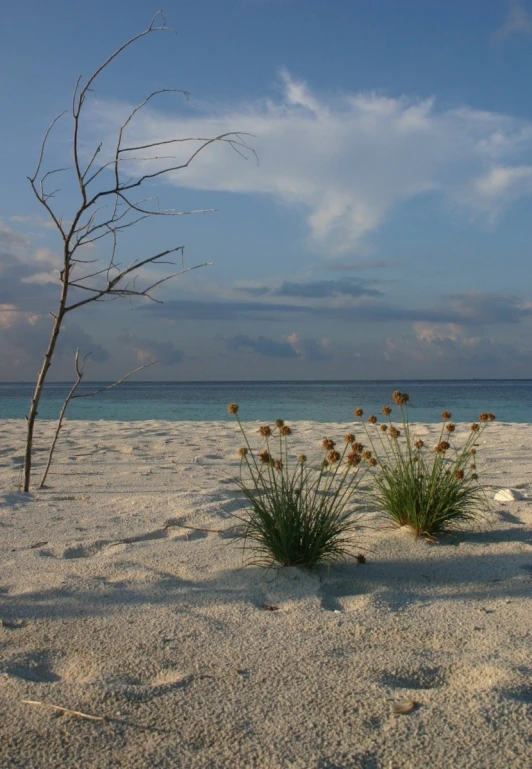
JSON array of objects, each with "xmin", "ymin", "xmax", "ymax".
[
  {"xmin": 414, "ymin": 439, "xmax": 424, "ymax": 450},
  {"xmin": 389, "ymin": 427, "xmax": 400, "ymax": 438},
  {"xmin": 380, "ymin": 424, "xmax": 388, "ymax": 432},
  {"xmin": 355, "ymin": 553, "xmax": 367, "ymax": 564},
  {"xmin": 368, "ymin": 457, "xmax": 378, "ymax": 467},
  {"xmin": 274, "ymin": 459, "xmax": 283, "ymax": 472},
  {"xmin": 479, "ymin": 413, "xmax": 489, "ymax": 422},
  {"xmin": 344, "ymin": 433, "xmax": 356, "ymax": 443},
  {"xmin": 322, "ymin": 438, "xmax": 336, "ymax": 451},
  {"xmin": 441, "ymin": 410, "xmax": 452, "ymax": 421},
  {"xmin": 280, "ymin": 425, "xmax": 292, "ymax": 437},
  {"xmin": 362, "ymin": 450, "xmax": 372, "ymax": 460},
  {"xmin": 227, "ymin": 403, "xmax": 239, "ymax": 415},
  {"xmin": 470, "ymin": 423, "xmax": 479, "ymax": 432},
  {"xmin": 258, "ymin": 450, "xmax": 271, "ymax": 464},
  {"xmin": 435, "ymin": 440, "xmax": 450, "ymax": 453},
  {"xmin": 346, "ymin": 452, "xmax": 361, "ymax": 466},
  {"xmin": 455, "ymin": 469, "xmax": 464, "ymax": 480},
  {"xmin": 238, "ymin": 447, "xmax": 248, "ymax": 457},
  {"xmin": 351, "ymin": 442, "xmax": 365, "ymax": 453},
  {"xmin": 471, "ymin": 473, "xmax": 478, "ymax": 480},
  {"xmin": 470, "ymin": 448, "xmax": 477, "ymax": 455},
  {"xmin": 327, "ymin": 450, "xmax": 341, "ymax": 463},
  {"xmin": 488, "ymin": 413, "xmax": 496, "ymax": 422},
  {"xmin": 321, "ymin": 459, "xmax": 329, "ymax": 469},
  {"xmin": 445, "ymin": 423, "xmax": 456, "ymax": 433},
  {"xmin": 275, "ymin": 419, "xmax": 284, "ymax": 428},
  {"xmin": 354, "ymin": 408, "xmax": 363, "ymax": 417},
  {"xmin": 393, "ymin": 391, "xmax": 409, "ymax": 406},
  {"xmin": 368, "ymin": 415, "xmax": 378, "ymax": 424},
  {"xmin": 381, "ymin": 406, "xmax": 392, "ymax": 416},
  {"xmin": 298, "ymin": 454, "xmax": 307, "ymax": 463},
  {"xmin": 259, "ymin": 425, "xmax": 272, "ymax": 438}
]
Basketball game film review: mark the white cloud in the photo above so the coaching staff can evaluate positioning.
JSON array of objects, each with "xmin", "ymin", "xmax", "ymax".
[
  {"xmin": 494, "ymin": 0, "xmax": 532, "ymax": 40},
  {"xmin": 85, "ymin": 73, "xmax": 532, "ymax": 253}
]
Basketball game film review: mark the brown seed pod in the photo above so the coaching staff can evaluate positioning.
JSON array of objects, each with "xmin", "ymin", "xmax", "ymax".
[
  {"xmin": 354, "ymin": 408, "xmax": 363, "ymax": 417},
  {"xmin": 259, "ymin": 425, "xmax": 272, "ymax": 438},
  {"xmin": 227, "ymin": 403, "xmax": 239, "ymax": 415}
]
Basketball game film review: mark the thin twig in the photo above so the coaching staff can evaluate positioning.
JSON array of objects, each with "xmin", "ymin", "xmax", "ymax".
[{"xmin": 22, "ymin": 699, "xmax": 106, "ymax": 722}]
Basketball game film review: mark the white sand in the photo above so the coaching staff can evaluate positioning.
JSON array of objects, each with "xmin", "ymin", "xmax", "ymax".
[{"xmin": 0, "ymin": 418, "xmax": 531, "ymax": 769}]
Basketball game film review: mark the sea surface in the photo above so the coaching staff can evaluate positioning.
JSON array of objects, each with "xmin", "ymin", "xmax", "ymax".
[{"xmin": 0, "ymin": 380, "xmax": 530, "ymax": 423}]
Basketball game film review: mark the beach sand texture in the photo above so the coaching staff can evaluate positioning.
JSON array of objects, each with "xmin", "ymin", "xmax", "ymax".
[{"xmin": 0, "ymin": 419, "xmax": 531, "ymax": 768}]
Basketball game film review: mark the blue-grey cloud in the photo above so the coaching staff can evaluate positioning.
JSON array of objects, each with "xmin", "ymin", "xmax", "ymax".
[
  {"xmin": 141, "ymin": 291, "xmax": 532, "ymax": 327},
  {"xmin": 221, "ymin": 334, "xmax": 297, "ymax": 358},
  {"xmin": 272, "ymin": 278, "xmax": 383, "ymax": 299},
  {"xmin": 327, "ymin": 260, "xmax": 393, "ymax": 271},
  {"xmin": 119, "ymin": 333, "xmax": 184, "ymax": 365}
]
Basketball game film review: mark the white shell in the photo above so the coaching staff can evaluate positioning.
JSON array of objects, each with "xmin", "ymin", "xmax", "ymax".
[
  {"xmin": 494, "ymin": 488, "xmax": 523, "ymax": 502},
  {"xmin": 391, "ymin": 699, "xmax": 416, "ymax": 715}
]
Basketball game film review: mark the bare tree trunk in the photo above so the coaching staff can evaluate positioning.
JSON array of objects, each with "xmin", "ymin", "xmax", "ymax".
[
  {"xmin": 21, "ymin": 11, "xmax": 255, "ymax": 491},
  {"xmin": 23, "ymin": 287, "xmax": 68, "ymax": 492}
]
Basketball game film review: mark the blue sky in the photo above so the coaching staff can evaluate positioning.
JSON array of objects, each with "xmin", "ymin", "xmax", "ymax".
[{"xmin": 1, "ymin": 0, "xmax": 532, "ymax": 381}]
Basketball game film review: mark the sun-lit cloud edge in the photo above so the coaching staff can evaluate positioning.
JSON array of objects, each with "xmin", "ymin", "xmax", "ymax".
[{"xmin": 84, "ymin": 71, "xmax": 532, "ymax": 253}]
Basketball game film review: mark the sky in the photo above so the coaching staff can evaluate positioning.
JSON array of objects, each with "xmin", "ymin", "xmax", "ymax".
[{"xmin": 1, "ymin": 0, "xmax": 532, "ymax": 382}]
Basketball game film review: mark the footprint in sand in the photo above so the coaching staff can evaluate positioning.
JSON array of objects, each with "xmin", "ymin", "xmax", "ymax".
[
  {"xmin": 319, "ymin": 581, "xmax": 370, "ymax": 612},
  {"xmin": 6, "ymin": 652, "xmax": 62, "ymax": 683}
]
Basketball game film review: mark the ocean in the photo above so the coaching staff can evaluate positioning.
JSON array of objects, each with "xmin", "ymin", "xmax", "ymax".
[{"xmin": 0, "ymin": 380, "xmax": 530, "ymax": 423}]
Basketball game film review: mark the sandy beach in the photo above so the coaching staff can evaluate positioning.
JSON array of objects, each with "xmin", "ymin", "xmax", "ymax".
[{"xmin": 0, "ymin": 418, "xmax": 531, "ymax": 768}]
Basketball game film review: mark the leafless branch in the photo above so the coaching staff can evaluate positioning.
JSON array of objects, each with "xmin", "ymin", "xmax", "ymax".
[
  {"xmin": 39, "ymin": 351, "xmax": 156, "ymax": 488},
  {"xmin": 22, "ymin": 13, "xmax": 254, "ymax": 491}
]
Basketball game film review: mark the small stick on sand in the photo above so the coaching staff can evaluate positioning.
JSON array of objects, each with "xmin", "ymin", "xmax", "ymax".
[{"xmin": 22, "ymin": 700, "xmax": 106, "ymax": 722}]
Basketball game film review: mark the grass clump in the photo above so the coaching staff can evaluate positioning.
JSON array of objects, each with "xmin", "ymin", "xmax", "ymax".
[
  {"xmin": 227, "ymin": 403, "xmax": 366, "ymax": 568},
  {"xmin": 355, "ymin": 392, "xmax": 495, "ymax": 537}
]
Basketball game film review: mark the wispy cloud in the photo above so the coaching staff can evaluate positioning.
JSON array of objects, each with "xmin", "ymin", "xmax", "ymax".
[
  {"xmin": 88, "ymin": 73, "xmax": 532, "ymax": 252},
  {"xmin": 493, "ymin": 0, "xmax": 532, "ymax": 41},
  {"xmin": 141, "ymin": 291, "xmax": 532, "ymax": 327},
  {"xmin": 236, "ymin": 277, "xmax": 383, "ymax": 299}
]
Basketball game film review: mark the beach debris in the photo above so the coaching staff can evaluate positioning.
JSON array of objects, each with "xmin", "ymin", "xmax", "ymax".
[
  {"xmin": 391, "ymin": 699, "xmax": 417, "ymax": 716},
  {"xmin": 22, "ymin": 699, "xmax": 106, "ymax": 722},
  {"xmin": 494, "ymin": 488, "xmax": 523, "ymax": 502},
  {"xmin": 261, "ymin": 604, "xmax": 280, "ymax": 611}
]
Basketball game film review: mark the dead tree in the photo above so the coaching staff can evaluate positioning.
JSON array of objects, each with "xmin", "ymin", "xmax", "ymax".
[
  {"xmin": 23, "ymin": 11, "xmax": 255, "ymax": 491},
  {"xmin": 38, "ymin": 351, "xmax": 156, "ymax": 489}
]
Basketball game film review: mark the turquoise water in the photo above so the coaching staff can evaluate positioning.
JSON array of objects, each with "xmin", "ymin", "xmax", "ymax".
[{"xmin": 0, "ymin": 380, "xmax": 530, "ymax": 423}]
